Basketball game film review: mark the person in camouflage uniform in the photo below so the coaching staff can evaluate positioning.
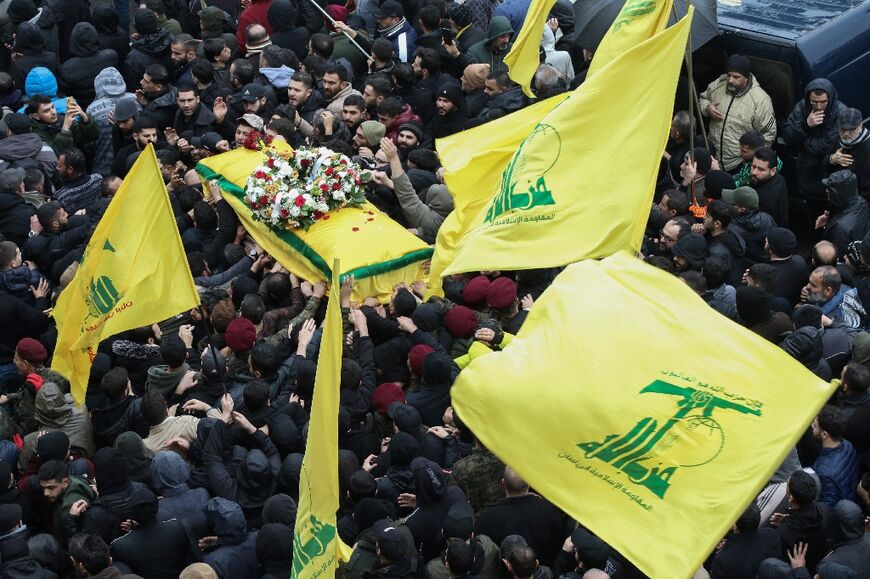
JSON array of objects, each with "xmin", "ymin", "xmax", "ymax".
[
  {"xmin": 449, "ymin": 439, "xmax": 505, "ymax": 514},
  {"xmin": 0, "ymin": 338, "xmax": 70, "ymax": 438}
]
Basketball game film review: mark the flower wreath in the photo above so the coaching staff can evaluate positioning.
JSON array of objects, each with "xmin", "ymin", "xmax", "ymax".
[{"xmin": 243, "ymin": 143, "xmax": 371, "ymax": 230}]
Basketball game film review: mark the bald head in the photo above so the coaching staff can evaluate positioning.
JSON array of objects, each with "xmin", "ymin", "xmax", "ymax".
[
  {"xmin": 813, "ymin": 240, "xmax": 837, "ymax": 267},
  {"xmin": 503, "ymin": 466, "xmax": 529, "ymax": 496},
  {"xmin": 582, "ymin": 571, "xmax": 609, "ymax": 579}
]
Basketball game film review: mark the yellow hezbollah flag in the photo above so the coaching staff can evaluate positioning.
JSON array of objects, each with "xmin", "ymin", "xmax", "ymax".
[
  {"xmin": 443, "ymin": 10, "xmax": 692, "ymax": 276},
  {"xmin": 451, "ymin": 251, "xmax": 835, "ymax": 579},
  {"xmin": 504, "ymin": 0, "xmax": 558, "ymax": 97},
  {"xmin": 587, "ymin": 0, "xmax": 675, "ymax": 78},
  {"xmin": 292, "ymin": 259, "xmax": 352, "ymax": 579},
  {"xmin": 52, "ymin": 144, "xmax": 199, "ymax": 405},
  {"xmin": 196, "ymin": 143, "xmax": 430, "ymax": 302},
  {"xmin": 428, "ymin": 94, "xmax": 568, "ymax": 297}
]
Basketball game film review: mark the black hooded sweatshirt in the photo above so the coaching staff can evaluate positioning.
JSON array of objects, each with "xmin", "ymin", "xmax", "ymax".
[
  {"xmin": 123, "ymin": 29, "xmax": 173, "ymax": 92},
  {"xmin": 93, "ymin": 5, "xmax": 130, "ymax": 64},
  {"xmin": 203, "ymin": 421, "xmax": 281, "ymax": 528},
  {"xmin": 59, "ymin": 22, "xmax": 118, "ymax": 109},
  {"xmin": 403, "ymin": 458, "xmax": 468, "ymax": 561},
  {"xmin": 8, "ymin": 21, "xmax": 59, "ymax": 90},
  {"xmin": 268, "ymin": 0, "xmax": 310, "ymax": 61}
]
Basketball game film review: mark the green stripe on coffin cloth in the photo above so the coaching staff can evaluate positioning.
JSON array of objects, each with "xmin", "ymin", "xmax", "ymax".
[{"xmin": 195, "ymin": 146, "xmax": 432, "ymax": 301}]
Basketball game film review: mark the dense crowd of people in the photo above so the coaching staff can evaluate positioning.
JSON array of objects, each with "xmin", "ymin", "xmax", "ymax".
[{"xmin": 0, "ymin": 0, "xmax": 868, "ymax": 577}]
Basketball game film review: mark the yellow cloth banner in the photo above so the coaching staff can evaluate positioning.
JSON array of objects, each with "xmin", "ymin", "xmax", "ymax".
[
  {"xmin": 428, "ymin": 94, "xmax": 568, "ymax": 297},
  {"xmin": 587, "ymin": 0, "xmax": 675, "ymax": 78},
  {"xmin": 292, "ymin": 259, "xmax": 352, "ymax": 579},
  {"xmin": 443, "ymin": 10, "xmax": 692, "ymax": 276},
  {"xmin": 504, "ymin": 0, "xmax": 558, "ymax": 97},
  {"xmin": 196, "ymin": 144, "xmax": 431, "ymax": 302},
  {"xmin": 451, "ymin": 251, "xmax": 835, "ymax": 579},
  {"xmin": 52, "ymin": 144, "xmax": 199, "ymax": 405}
]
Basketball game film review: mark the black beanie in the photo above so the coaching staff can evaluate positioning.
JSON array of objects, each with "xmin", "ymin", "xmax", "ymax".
[
  {"xmin": 737, "ymin": 286, "xmax": 772, "ymax": 326},
  {"xmin": 37, "ymin": 432, "xmax": 70, "ymax": 462},
  {"xmin": 438, "ymin": 83, "xmax": 463, "ymax": 107},
  {"xmin": 671, "ymin": 234, "xmax": 709, "ymax": 270},
  {"xmin": 0, "ymin": 503, "xmax": 21, "ymax": 535},
  {"xmin": 705, "ymin": 170, "xmax": 736, "ymax": 200},
  {"xmin": 793, "ymin": 305, "xmax": 823, "ymax": 330},
  {"xmin": 134, "ymin": 9, "xmax": 160, "ymax": 35},
  {"xmin": 340, "ymin": 359, "xmax": 362, "ymax": 390},
  {"xmin": 766, "ymin": 227, "xmax": 797, "ymax": 257},
  {"xmin": 726, "ymin": 54, "xmax": 751, "ymax": 78}
]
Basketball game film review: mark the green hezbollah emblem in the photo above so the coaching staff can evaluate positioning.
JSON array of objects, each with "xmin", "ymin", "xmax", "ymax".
[
  {"xmin": 83, "ymin": 239, "xmax": 122, "ymax": 320},
  {"xmin": 292, "ymin": 514, "xmax": 336, "ymax": 576},
  {"xmin": 577, "ymin": 380, "xmax": 761, "ymax": 499},
  {"xmin": 612, "ymin": 0, "xmax": 657, "ymax": 30},
  {"xmin": 84, "ymin": 276, "xmax": 122, "ymax": 319},
  {"xmin": 484, "ymin": 123, "xmax": 560, "ymax": 223}
]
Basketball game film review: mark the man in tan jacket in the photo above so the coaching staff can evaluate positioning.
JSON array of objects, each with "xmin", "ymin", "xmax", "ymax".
[{"xmin": 699, "ymin": 55, "xmax": 776, "ymax": 172}]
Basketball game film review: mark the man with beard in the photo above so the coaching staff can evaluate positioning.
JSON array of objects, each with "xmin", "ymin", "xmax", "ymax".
[
  {"xmin": 699, "ymin": 55, "xmax": 776, "ymax": 172},
  {"xmin": 466, "ymin": 16, "xmax": 514, "ymax": 74},
  {"xmin": 112, "ymin": 117, "xmax": 160, "ymax": 178},
  {"xmin": 826, "ymin": 108, "xmax": 870, "ymax": 200},
  {"xmin": 423, "ymin": 85, "xmax": 468, "ymax": 148},
  {"xmin": 801, "ymin": 266, "xmax": 867, "ymax": 329},
  {"xmin": 396, "ymin": 122, "xmax": 422, "ymax": 162},
  {"xmin": 810, "ymin": 405, "xmax": 860, "ymax": 508},
  {"xmin": 750, "ymin": 147, "xmax": 789, "ymax": 227},
  {"xmin": 135, "ymin": 64, "xmax": 178, "ymax": 131},
  {"xmin": 374, "ymin": 1, "xmax": 417, "ymax": 63},
  {"xmin": 170, "ymin": 34, "xmax": 197, "ymax": 85},
  {"xmin": 341, "ymin": 95, "xmax": 368, "ymax": 133},
  {"xmin": 322, "ymin": 63, "xmax": 361, "ymax": 117}
]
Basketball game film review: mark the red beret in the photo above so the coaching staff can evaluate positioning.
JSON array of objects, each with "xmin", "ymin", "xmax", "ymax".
[
  {"xmin": 462, "ymin": 275, "xmax": 490, "ymax": 307},
  {"xmin": 487, "ymin": 277, "xmax": 517, "ymax": 309},
  {"xmin": 444, "ymin": 306, "xmax": 477, "ymax": 339},
  {"xmin": 225, "ymin": 317, "xmax": 256, "ymax": 352},
  {"xmin": 16, "ymin": 338, "xmax": 47, "ymax": 364},
  {"xmin": 407, "ymin": 344, "xmax": 434, "ymax": 376},
  {"xmin": 372, "ymin": 382, "xmax": 406, "ymax": 415}
]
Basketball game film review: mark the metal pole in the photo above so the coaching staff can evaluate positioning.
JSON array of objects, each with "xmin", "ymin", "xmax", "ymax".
[{"xmin": 302, "ymin": 0, "xmax": 372, "ymax": 60}]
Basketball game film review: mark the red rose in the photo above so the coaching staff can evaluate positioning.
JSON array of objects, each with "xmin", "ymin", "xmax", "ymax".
[
  {"xmin": 280, "ymin": 208, "xmax": 289, "ymax": 218},
  {"xmin": 267, "ymin": 158, "xmax": 275, "ymax": 167},
  {"xmin": 301, "ymin": 159, "xmax": 310, "ymax": 167},
  {"xmin": 320, "ymin": 184, "xmax": 329, "ymax": 193},
  {"xmin": 295, "ymin": 195, "xmax": 305, "ymax": 207},
  {"xmin": 313, "ymin": 211, "xmax": 323, "ymax": 220},
  {"xmin": 326, "ymin": 167, "xmax": 334, "ymax": 175},
  {"xmin": 332, "ymin": 182, "xmax": 340, "ymax": 191},
  {"xmin": 255, "ymin": 171, "xmax": 266, "ymax": 179},
  {"xmin": 259, "ymin": 195, "xmax": 268, "ymax": 205}
]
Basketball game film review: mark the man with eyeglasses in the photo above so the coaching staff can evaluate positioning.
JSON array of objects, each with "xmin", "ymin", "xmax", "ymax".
[{"xmin": 783, "ymin": 79, "xmax": 849, "ymax": 214}]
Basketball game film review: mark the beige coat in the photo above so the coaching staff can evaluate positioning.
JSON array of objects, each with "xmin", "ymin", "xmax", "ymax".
[{"xmin": 699, "ymin": 74, "xmax": 776, "ymax": 171}]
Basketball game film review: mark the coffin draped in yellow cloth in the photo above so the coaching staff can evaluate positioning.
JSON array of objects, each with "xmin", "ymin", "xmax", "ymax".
[{"xmin": 195, "ymin": 143, "xmax": 432, "ymax": 300}]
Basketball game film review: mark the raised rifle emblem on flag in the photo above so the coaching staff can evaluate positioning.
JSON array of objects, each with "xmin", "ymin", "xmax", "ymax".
[
  {"xmin": 484, "ymin": 123, "xmax": 560, "ymax": 223},
  {"xmin": 577, "ymin": 379, "xmax": 762, "ymax": 499},
  {"xmin": 292, "ymin": 514, "xmax": 336, "ymax": 576}
]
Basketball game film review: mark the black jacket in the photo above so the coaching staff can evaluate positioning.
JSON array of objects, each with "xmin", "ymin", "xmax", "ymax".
[
  {"xmin": 0, "ymin": 190, "xmax": 36, "ymax": 247},
  {"xmin": 782, "ymin": 78, "xmax": 847, "ymax": 201},
  {"xmin": 203, "ymin": 421, "xmax": 280, "ymax": 528},
  {"xmin": 770, "ymin": 255, "xmax": 809, "ymax": 307},
  {"xmin": 23, "ymin": 215, "xmax": 92, "ymax": 282},
  {"xmin": 8, "ymin": 22, "xmax": 60, "ymax": 90},
  {"xmin": 730, "ymin": 209, "xmax": 777, "ymax": 264},
  {"xmin": 826, "ymin": 132, "xmax": 870, "ymax": 202},
  {"xmin": 775, "ymin": 501, "xmax": 829, "ymax": 573},
  {"xmin": 0, "ymin": 293, "xmax": 50, "ymax": 365},
  {"xmin": 123, "ymin": 31, "xmax": 173, "ymax": 92},
  {"xmin": 93, "ymin": 5, "xmax": 130, "ymax": 64},
  {"xmin": 710, "ymin": 528, "xmax": 782, "ymax": 578},
  {"xmin": 141, "ymin": 86, "xmax": 179, "ymax": 132},
  {"xmin": 821, "ymin": 500, "xmax": 870, "ymax": 575},
  {"xmin": 110, "ymin": 518, "xmax": 193, "ymax": 579},
  {"xmin": 755, "ymin": 172, "xmax": 790, "ymax": 228},
  {"xmin": 90, "ymin": 395, "xmax": 149, "ymax": 448},
  {"xmin": 708, "ymin": 229, "xmax": 748, "ymax": 288},
  {"xmin": 476, "ymin": 494, "xmax": 571, "ymax": 567},
  {"xmin": 268, "ymin": 0, "xmax": 309, "ymax": 60},
  {"xmin": 475, "ymin": 87, "xmax": 526, "ymax": 123},
  {"xmin": 59, "ymin": 23, "xmax": 119, "ymax": 109},
  {"xmin": 824, "ymin": 176, "xmax": 870, "ymax": 258}
]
